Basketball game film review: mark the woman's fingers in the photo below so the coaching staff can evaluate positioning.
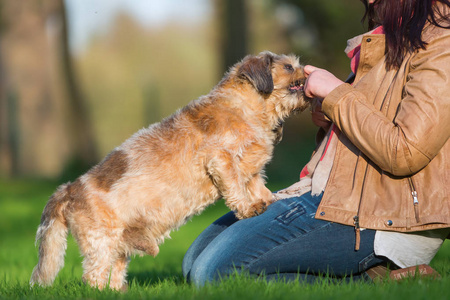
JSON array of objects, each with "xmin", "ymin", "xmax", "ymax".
[
  {"xmin": 303, "ymin": 65, "xmax": 320, "ymax": 76},
  {"xmin": 303, "ymin": 66, "xmax": 344, "ymax": 99}
]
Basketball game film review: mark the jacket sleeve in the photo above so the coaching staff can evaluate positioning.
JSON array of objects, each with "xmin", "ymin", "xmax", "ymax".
[{"xmin": 322, "ymin": 33, "xmax": 450, "ymax": 176}]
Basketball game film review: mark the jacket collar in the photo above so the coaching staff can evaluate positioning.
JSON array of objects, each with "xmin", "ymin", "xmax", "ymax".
[
  {"xmin": 345, "ymin": 26, "xmax": 385, "ymax": 76},
  {"xmin": 345, "ymin": 27, "xmax": 384, "ymax": 57}
]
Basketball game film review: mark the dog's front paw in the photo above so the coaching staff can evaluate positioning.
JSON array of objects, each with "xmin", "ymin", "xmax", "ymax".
[
  {"xmin": 235, "ymin": 200, "xmax": 269, "ymax": 219},
  {"xmin": 237, "ymin": 187, "xmax": 276, "ymax": 219},
  {"xmin": 251, "ymin": 201, "xmax": 269, "ymax": 217},
  {"xmin": 235, "ymin": 206, "xmax": 267, "ymax": 220}
]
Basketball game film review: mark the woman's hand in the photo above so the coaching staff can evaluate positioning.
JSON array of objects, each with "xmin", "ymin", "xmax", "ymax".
[
  {"xmin": 311, "ymin": 101, "xmax": 331, "ymax": 131},
  {"xmin": 303, "ymin": 65, "xmax": 344, "ymax": 99}
]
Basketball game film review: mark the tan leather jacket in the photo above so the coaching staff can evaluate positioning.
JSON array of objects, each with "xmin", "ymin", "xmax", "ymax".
[{"xmin": 316, "ymin": 23, "xmax": 450, "ymax": 234}]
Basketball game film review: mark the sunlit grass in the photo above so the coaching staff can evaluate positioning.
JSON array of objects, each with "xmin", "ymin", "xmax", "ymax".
[{"xmin": 0, "ymin": 179, "xmax": 448, "ymax": 299}]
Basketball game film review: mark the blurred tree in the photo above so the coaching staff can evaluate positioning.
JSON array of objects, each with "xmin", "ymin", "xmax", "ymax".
[
  {"xmin": 216, "ymin": 0, "xmax": 249, "ymax": 74},
  {"xmin": 214, "ymin": 0, "xmax": 365, "ymax": 78},
  {"xmin": 277, "ymin": 0, "xmax": 366, "ymax": 78},
  {"xmin": 0, "ymin": 0, "xmax": 97, "ymax": 178},
  {"xmin": 48, "ymin": 0, "xmax": 99, "ymax": 172}
]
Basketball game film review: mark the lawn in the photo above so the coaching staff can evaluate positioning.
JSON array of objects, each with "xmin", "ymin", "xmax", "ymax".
[{"xmin": 0, "ymin": 179, "xmax": 448, "ymax": 299}]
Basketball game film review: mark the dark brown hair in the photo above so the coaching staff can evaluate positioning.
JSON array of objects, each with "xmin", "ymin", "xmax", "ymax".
[{"xmin": 361, "ymin": 0, "xmax": 450, "ymax": 69}]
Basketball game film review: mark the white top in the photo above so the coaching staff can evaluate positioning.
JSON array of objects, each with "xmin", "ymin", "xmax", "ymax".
[{"xmin": 374, "ymin": 229, "xmax": 450, "ymax": 268}]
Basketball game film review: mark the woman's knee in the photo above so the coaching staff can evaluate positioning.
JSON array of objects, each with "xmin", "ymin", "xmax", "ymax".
[
  {"xmin": 188, "ymin": 251, "xmax": 232, "ymax": 286},
  {"xmin": 182, "ymin": 241, "xmax": 224, "ymax": 282},
  {"xmin": 182, "ymin": 211, "xmax": 239, "ymax": 279},
  {"xmin": 186, "ymin": 223, "xmax": 254, "ymax": 286}
]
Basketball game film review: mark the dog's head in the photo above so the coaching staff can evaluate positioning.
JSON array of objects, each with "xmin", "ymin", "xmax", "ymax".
[{"xmin": 236, "ymin": 51, "xmax": 309, "ymax": 121}]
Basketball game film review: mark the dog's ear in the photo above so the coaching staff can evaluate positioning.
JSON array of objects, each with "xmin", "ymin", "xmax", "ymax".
[{"xmin": 238, "ymin": 53, "xmax": 274, "ymax": 95}]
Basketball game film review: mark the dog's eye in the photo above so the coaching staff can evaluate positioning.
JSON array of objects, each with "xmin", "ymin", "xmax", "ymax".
[{"xmin": 284, "ymin": 64, "xmax": 294, "ymax": 72}]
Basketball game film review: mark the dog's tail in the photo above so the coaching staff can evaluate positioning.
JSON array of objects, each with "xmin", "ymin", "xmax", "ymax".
[{"xmin": 30, "ymin": 183, "xmax": 71, "ymax": 287}]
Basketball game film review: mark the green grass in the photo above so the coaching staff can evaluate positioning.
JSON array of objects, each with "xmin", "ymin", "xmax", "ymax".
[{"xmin": 0, "ymin": 179, "xmax": 449, "ymax": 299}]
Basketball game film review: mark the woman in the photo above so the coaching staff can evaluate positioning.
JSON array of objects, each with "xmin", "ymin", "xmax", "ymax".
[{"xmin": 183, "ymin": 0, "xmax": 450, "ymax": 285}]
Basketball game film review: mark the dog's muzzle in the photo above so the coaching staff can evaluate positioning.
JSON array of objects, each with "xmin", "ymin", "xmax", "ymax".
[{"xmin": 288, "ymin": 80, "xmax": 304, "ymax": 93}]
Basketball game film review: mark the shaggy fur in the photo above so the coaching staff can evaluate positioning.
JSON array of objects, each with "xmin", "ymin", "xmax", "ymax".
[{"xmin": 30, "ymin": 51, "xmax": 308, "ymax": 290}]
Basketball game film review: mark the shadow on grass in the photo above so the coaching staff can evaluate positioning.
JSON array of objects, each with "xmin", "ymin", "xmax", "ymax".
[{"xmin": 127, "ymin": 269, "xmax": 186, "ymax": 287}]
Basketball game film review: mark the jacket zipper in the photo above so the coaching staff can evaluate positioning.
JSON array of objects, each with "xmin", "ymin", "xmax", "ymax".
[
  {"xmin": 408, "ymin": 177, "xmax": 420, "ymax": 223},
  {"xmin": 353, "ymin": 163, "xmax": 370, "ymax": 251}
]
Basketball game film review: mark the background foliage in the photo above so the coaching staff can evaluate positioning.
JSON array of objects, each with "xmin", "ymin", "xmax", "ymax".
[{"xmin": 0, "ymin": 0, "xmax": 365, "ymax": 182}]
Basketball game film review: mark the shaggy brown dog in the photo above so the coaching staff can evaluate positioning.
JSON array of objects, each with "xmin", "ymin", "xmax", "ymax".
[{"xmin": 30, "ymin": 51, "xmax": 308, "ymax": 290}]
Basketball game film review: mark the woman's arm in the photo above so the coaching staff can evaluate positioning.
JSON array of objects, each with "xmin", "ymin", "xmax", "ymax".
[{"xmin": 304, "ymin": 34, "xmax": 450, "ymax": 176}]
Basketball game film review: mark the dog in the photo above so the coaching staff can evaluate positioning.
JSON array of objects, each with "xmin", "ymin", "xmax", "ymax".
[{"xmin": 30, "ymin": 51, "xmax": 308, "ymax": 290}]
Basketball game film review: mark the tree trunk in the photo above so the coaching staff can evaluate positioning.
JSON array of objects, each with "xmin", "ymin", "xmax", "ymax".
[
  {"xmin": 48, "ymin": 0, "xmax": 98, "ymax": 169},
  {"xmin": 0, "ymin": 42, "xmax": 19, "ymax": 176},
  {"xmin": 0, "ymin": 0, "xmax": 97, "ymax": 178},
  {"xmin": 217, "ymin": 0, "xmax": 249, "ymax": 74}
]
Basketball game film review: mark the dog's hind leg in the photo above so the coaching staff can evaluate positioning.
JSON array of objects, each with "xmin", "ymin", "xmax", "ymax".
[
  {"xmin": 73, "ymin": 224, "xmax": 122, "ymax": 290},
  {"xmin": 109, "ymin": 254, "xmax": 130, "ymax": 291},
  {"xmin": 79, "ymin": 239, "xmax": 115, "ymax": 290}
]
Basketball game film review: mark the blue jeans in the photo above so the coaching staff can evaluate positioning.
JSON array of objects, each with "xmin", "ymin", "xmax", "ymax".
[{"xmin": 182, "ymin": 192, "xmax": 387, "ymax": 286}]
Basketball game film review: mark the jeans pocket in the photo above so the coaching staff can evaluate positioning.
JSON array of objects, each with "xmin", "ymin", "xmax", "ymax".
[
  {"xmin": 358, "ymin": 252, "xmax": 387, "ymax": 274},
  {"xmin": 275, "ymin": 203, "xmax": 306, "ymax": 225},
  {"xmin": 358, "ymin": 252, "xmax": 377, "ymax": 273}
]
